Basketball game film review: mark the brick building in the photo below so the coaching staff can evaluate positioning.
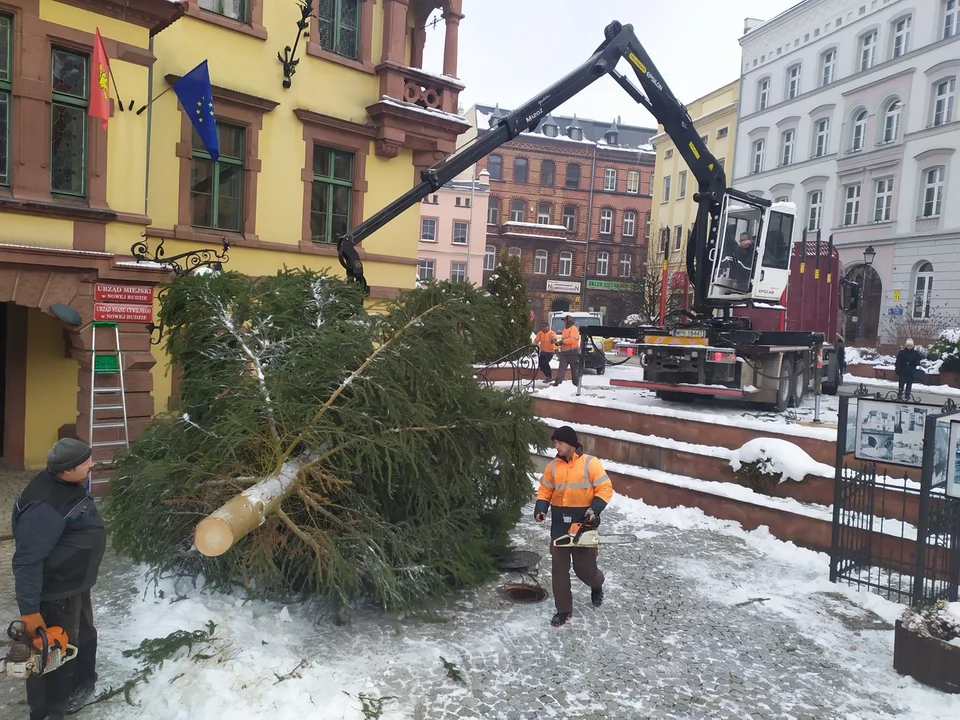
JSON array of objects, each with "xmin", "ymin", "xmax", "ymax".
[{"xmin": 463, "ymin": 105, "xmax": 656, "ymax": 327}]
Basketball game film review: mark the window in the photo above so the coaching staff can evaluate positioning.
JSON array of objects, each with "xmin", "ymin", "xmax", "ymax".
[
  {"xmin": 717, "ymin": 127, "xmax": 729, "ymax": 139},
  {"xmin": 665, "ymin": 149, "xmax": 673, "ymax": 159},
  {"xmin": 508, "ymin": 247, "xmax": 521, "ymax": 259},
  {"xmin": 859, "ymin": 31, "xmax": 877, "ymax": 71},
  {"xmin": 946, "ymin": 0, "xmax": 959, "ymax": 39},
  {"xmin": 599, "ymin": 208, "xmax": 613, "ymax": 235},
  {"xmin": 892, "ymin": 15, "xmax": 911, "ymax": 58},
  {"xmin": 820, "ymin": 49, "xmax": 836, "ymax": 86},
  {"xmin": 678, "ymin": 171, "xmax": 687, "ymax": 198},
  {"xmin": 627, "ymin": 171, "xmax": 639, "ymax": 193},
  {"xmin": 541, "ymin": 159, "xmax": 555, "ymax": 187},
  {"xmin": 807, "ymin": 190, "xmax": 823, "ymax": 231},
  {"xmin": 674, "ymin": 226, "xmax": 683, "ymax": 251},
  {"xmin": 568, "ymin": 126, "xmax": 583, "ymax": 141},
  {"xmin": 559, "ymin": 251, "xmax": 572, "ymax": 276},
  {"xmin": 318, "ymin": 0, "xmax": 360, "ymax": 59},
  {"xmin": 787, "ymin": 65, "xmax": 801, "ymax": 99},
  {"xmin": 619, "ymin": 254, "xmax": 632, "ymax": 277},
  {"xmin": 537, "ymin": 202, "xmax": 551, "ymax": 225},
  {"xmin": 562, "ymin": 205, "xmax": 576, "ymax": 232},
  {"xmin": 0, "ymin": 14, "xmax": 10, "ymax": 187},
  {"xmin": 780, "ymin": 130, "xmax": 795, "ymax": 166},
  {"xmin": 814, "ymin": 118, "xmax": 830, "ymax": 157},
  {"xmin": 933, "ymin": 78, "xmax": 956, "ymax": 126},
  {"xmin": 623, "ymin": 210, "xmax": 636, "ymax": 237},
  {"xmin": 659, "ymin": 227, "xmax": 669, "ymax": 254},
  {"xmin": 596, "ymin": 251, "xmax": 609, "ymax": 276},
  {"xmin": 544, "ymin": 124, "xmax": 558, "ymax": 138},
  {"xmin": 418, "ymin": 258, "xmax": 435, "ymax": 280},
  {"xmin": 648, "ymin": 175, "xmax": 655, "ymax": 194},
  {"xmin": 851, "ymin": 110, "xmax": 867, "ymax": 152},
  {"xmin": 874, "ymin": 178, "xmax": 894, "ymax": 222},
  {"xmin": 603, "ymin": 168, "xmax": 617, "ymax": 191},
  {"xmin": 483, "ymin": 245, "xmax": 496, "ymax": 271},
  {"xmin": 534, "ymin": 250, "xmax": 548, "ymax": 275},
  {"xmin": 843, "ymin": 184, "xmax": 861, "ymax": 225},
  {"xmin": 50, "ymin": 48, "xmax": 89, "ymax": 197},
  {"xmin": 662, "ymin": 175, "xmax": 671, "ymax": 202},
  {"xmin": 488, "ymin": 154, "xmax": 502, "ymax": 180},
  {"xmin": 922, "ymin": 167, "xmax": 944, "ymax": 217},
  {"xmin": 565, "ymin": 163, "xmax": 581, "ymax": 189},
  {"xmin": 193, "ymin": 123, "xmax": 245, "ymax": 231},
  {"xmin": 199, "ymin": 0, "xmax": 247, "ymax": 21},
  {"xmin": 510, "ymin": 200, "xmax": 524, "ymax": 222},
  {"xmin": 514, "ymin": 157, "xmax": 528, "ymax": 183},
  {"xmin": 450, "ymin": 262, "xmax": 466, "ymax": 283},
  {"xmin": 913, "ymin": 262, "xmax": 934, "ymax": 319},
  {"xmin": 487, "ymin": 197, "xmax": 499, "ymax": 225},
  {"xmin": 751, "ymin": 139, "xmax": 765, "ymax": 174},
  {"xmin": 420, "ymin": 217, "xmax": 437, "ymax": 241},
  {"xmin": 883, "ymin": 100, "xmax": 902, "ymax": 142},
  {"xmin": 757, "ymin": 78, "xmax": 770, "ymax": 110},
  {"xmin": 774, "ymin": 196, "xmax": 790, "ymax": 203},
  {"xmin": 452, "ymin": 221, "xmax": 468, "ymax": 245}
]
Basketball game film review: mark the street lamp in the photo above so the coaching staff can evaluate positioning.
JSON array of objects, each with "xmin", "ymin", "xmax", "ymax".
[{"xmin": 858, "ymin": 245, "xmax": 876, "ymax": 341}]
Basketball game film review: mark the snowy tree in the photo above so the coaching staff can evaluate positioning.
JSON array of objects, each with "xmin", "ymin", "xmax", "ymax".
[
  {"xmin": 105, "ymin": 269, "xmax": 548, "ymax": 615},
  {"xmin": 485, "ymin": 255, "xmax": 531, "ymax": 357}
]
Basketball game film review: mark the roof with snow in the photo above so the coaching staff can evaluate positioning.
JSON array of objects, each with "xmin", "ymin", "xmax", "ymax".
[{"xmin": 473, "ymin": 103, "xmax": 656, "ymax": 152}]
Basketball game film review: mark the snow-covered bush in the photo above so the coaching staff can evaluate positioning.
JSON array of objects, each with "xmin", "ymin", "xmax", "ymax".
[
  {"xmin": 729, "ymin": 438, "xmax": 833, "ymax": 493},
  {"xmin": 927, "ymin": 329, "xmax": 960, "ymax": 373},
  {"xmin": 901, "ymin": 601, "xmax": 960, "ymax": 643}
]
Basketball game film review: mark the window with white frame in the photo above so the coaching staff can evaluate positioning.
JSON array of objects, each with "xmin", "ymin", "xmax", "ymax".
[
  {"xmin": 913, "ymin": 262, "xmax": 934, "ymax": 319},
  {"xmin": 757, "ymin": 77, "xmax": 770, "ymax": 110},
  {"xmin": 450, "ymin": 262, "xmax": 466, "ymax": 283},
  {"xmin": 599, "ymin": 208, "xmax": 614, "ymax": 235},
  {"xmin": 603, "ymin": 168, "xmax": 617, "ymax": 191},
  {"xmin": 623, "ymin": 210, "xmax": 636, "ymax": 237},
  {"xmin": 487, "ymin": 197, "xmax": 499, "ymax": 225},
  {"xmin": 558, "ymin": 251, "xmax": 572, "ymax": 276},
  {"xmin": 932, "ymin": 77, "xmax": 956, "ymax": 126},
  {"xmin": 883, "ymin": 100, "xmax": 902, "ymax": 142},
  {"xmin": 596, "ymin": 251, "xmax": 609, "ymax": 276},
  {"xmin": 814, "ymin": 118, "xmax": 830, "ymax": 157},
  {"xmin": 418, "ymin": 258, "xmax": 435, "ymax": 280},
  {"xmin": 562, "ymin": 205, "xmax": 576, "ymax": 232},
  {"xmin": 751, "ymin": 139, "xmax": 765, "ymax": 174},
  {"xmin": 420, "ymin": 217, "xmax": 437, "ymax": 241},
  {"xmin": 508, "ymin": 247, "xmax": 521, "ymax": 258},
  {"xmin": 452, "ymin": 221, "xmax": 468, "ymax": 244},
  {"xmin": 807, "ymin": 190, "xmax": 823, "ymax": 231},
  {"xmin": 619, "ymin": 254, "xmax": 632, "ymax": 277},
  {"xmin": 892, "ymin": 15, "xmax": 911, "ymax": 58},
  {"xmin": 859, "ymin": 31, "xmax": 877, "ymax": 71},
  {"xmin": 626, "ymin": 171, "xmax": 639, "ymax": 193},
  {"xmin": 874, "ymin": 178, "xmax": 894, "ymax": 222},
  {"xmin": 537, "ymin": 202, "xmax": 551, "ymax": 225},
  {"xmin": 780, "ymin": 130, "xmax": 795, "ymax": 166},
  {"xmin": 820, "ymin": 49, "xmax": 836, "ymax": 86},
  {"xmin": 662, "ymin": 175, "xmax": 671, "ymax": 202},
  {"xmin": 510, "ymin": 199, "xmax": 524, "ymax": 222},
  {"xmin": 534, "ymin": 249, "xmax": 548, "ymax": 275},
  {"xmin": 678, "ymin": 171, "xmax": 687, "ymax": 198},
  {"xmin": 922, "ymin": 167, "xmax": 945, "ymax": 217},
  {"xmin": 787, "ymin": 65, "xmax": 801, "ymax": 99},
  {"xmin": 946, "ymin": 0, "xmax": 959, "ymax": 39},
  {"xmin": 674, "ymin": 226, "xmax": 683, "ymax": 251},
  {"xmin": 851, "ymin": 110, "xmax": 867, "ymax": 152},
  {"xmin": 843, "ymin": 184, "xmax": 861, "ymax": 225},
  {"xmin": 483, "ymin": 245, "xmax": 496, "ymax": 271}
]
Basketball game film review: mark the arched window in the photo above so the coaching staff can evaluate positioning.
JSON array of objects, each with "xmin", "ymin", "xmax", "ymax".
[
  {"xmin": 599, "ymin": 208, "xmax": 614, "ymax": 235},
  {"xmin": 913, "ymin": 262, "xmax": 934, "ymax": 319},
  {"xmin": 558, "ymin": 251, "xmax": 572, "ymax": 276},
  {"xmin": 487, "ymin": 197, "xmax": 500, "ymax": 225},
  {"xmin": 596, "ymin": 251, "xmax": 609, "ymax": 276},
  {"xmin": 534, "ymin": 249, "xmax": 548, "ymax": 275},
  {"xmin": 882, "ymin": 100, "xmax": 901, "ymax": 143},
  {"xmin": 483, "ymin": 245, "xmax": 496, "ymax": 271},
  {"xmin": 851, "ymin": 110, "xmax": 868, "ymax": 152}
]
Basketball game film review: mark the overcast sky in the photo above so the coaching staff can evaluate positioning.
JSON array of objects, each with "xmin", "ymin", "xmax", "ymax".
[{"xmin": 423, "ymin": 0, "xmax": 801, "ymax": 128}]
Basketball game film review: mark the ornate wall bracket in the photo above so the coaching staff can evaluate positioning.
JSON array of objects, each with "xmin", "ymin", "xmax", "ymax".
[
  {"xmin": 131, "ymin": 236, "xmax": 231, "ymax": 276},
  {"xmin": 279, "ymin": 0, "xmax": 313, "ymax": 89}
]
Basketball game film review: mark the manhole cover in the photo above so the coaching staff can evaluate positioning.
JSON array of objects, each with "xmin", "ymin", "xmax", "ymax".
[
  {"xmin": 495, "ymin": 551, "xmax": 541, "ymax": 573},
  {"xmin": 504, "ymin": 582, "xmax": 547, "ymax": 603}
]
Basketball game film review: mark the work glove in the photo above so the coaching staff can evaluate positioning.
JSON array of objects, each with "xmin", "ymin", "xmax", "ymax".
[
  {"xmin": 21, "ymin": 613, "xmax": 46, "ymax": 638},
  {"xmin": 582, "ymin": 508, "xmax": 598, "ymax": 527}
]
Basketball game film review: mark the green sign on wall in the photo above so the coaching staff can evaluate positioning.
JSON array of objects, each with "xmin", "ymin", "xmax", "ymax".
[{"xmin": 586, "ymin": 280, "xmax": 639, "ymax": 292}]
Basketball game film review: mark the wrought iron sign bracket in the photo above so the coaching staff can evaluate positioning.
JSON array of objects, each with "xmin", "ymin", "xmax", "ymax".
[
  {"xmin": 279, "ymin": 0, "xmax": 313, "ymax": 89},
  {"xmin": 131, "ymin": 235, "xmax": 231, "ymax": 277}
]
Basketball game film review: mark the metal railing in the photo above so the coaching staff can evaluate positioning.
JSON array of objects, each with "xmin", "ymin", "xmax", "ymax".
[{"xmin": 477, "ymin": 344, "xmax": 540, "ymax": 395}]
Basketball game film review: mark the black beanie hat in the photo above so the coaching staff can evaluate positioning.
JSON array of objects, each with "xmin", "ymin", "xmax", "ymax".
[
  {"xmin": 551, "ymin": 425, "xmax": 579, "ymax": 447},
  {"xmin": 46, "ymin": 438, "xmax": 92, "ymax": 474}
]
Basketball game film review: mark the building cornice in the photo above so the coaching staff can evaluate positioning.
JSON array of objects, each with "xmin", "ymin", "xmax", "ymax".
[{"xmin": 57, "ymin": 0, "xmax": 186, "ymax": 36}]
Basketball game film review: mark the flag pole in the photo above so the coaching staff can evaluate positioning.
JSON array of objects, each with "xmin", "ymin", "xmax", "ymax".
[
  {"xmin": 106, "ymin": 61, "xmax": 126, "ymax": 112},
  {"xmin": 136, "ymin": 84, "xmax": 176, "ymax": 115}
]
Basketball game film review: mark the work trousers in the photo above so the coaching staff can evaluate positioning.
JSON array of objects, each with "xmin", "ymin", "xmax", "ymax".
[
  {"xmin": 898, "ymin": 377, "xmax": 913, "ymax": 399},
  {"xmin": 551, "ymin": 544, "xmax": 604, "ymax": 613},
  {"xmin": 555, "ymin": 350, "xmax": 580, "ymax": 385},
  {"xmin": 538, "ymin": 351, "xmax": 554, "ymax": 381},
  {"xmin": 27, "ymin": 591, "xmax": 98, "ymax": 720}
]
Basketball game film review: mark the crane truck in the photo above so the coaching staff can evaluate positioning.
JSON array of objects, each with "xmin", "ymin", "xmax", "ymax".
[{"xmin": 335, "ymin": 20, "xmax": 859, "ymax": 411}]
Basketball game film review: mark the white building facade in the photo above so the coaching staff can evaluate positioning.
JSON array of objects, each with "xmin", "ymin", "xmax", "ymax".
[{"xmin": 733, "ymin": 0, "xmax": 960, "ymax": 345}]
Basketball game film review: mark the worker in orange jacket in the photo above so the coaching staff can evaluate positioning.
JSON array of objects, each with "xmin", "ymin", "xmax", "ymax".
[
  {"xmin": 534, "ymin": 425, "xmax": 614, "ymax": 626},
  {"xmin": 553, "ymin": 315, "xmax": 581, "ymax": 386},
  {"xmin": 533, "ymin": 322, "xmax": 558, "ymax": 382}
]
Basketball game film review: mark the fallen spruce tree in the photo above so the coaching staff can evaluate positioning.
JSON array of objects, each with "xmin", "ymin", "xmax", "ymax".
[{"xmin": 105, "ymin": 268, "xmax": 548, "ymax": 613}]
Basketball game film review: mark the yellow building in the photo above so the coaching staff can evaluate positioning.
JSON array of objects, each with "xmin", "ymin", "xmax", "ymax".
[
  {"xmin": 647, "ymin": 80, "xmax": 739, "ymax": 309},
  {"xmin": 0, "ymin": 0, "xmax": 467, "ymax": 475}
]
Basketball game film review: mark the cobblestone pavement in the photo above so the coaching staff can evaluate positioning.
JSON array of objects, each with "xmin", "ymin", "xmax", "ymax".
[
  {"xmin": 0, "ymin": 501, "xmax": 953, "ymax": 720},
  {"xmin": 0, "ymin": 470, "xmax": 32, "ymax": 538}
]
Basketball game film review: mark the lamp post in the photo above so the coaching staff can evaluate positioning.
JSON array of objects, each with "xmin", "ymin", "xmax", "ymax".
[{"xmin": 858, "ymin": 245, "xmax": 877, "ymax": 341}]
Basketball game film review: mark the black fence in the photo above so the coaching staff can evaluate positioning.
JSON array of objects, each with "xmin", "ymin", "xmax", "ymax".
[{"xmin": 477, "ymin": 344, "xmax": 540, "ymax": 395}]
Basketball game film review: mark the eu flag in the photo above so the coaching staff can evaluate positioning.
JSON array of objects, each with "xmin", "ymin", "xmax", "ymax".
[{"xmin": 173, "ymin": 60, "xmax": 219, "ymax": 162}]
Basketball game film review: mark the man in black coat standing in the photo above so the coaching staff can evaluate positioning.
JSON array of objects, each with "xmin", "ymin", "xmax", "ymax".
[
  {"xmin": 12, "ymin": 438, "xmax": 106, "ymax": 720},
  {"xmin": 895, "ymin": 338, "xmax": 922, "ymax": 401}
]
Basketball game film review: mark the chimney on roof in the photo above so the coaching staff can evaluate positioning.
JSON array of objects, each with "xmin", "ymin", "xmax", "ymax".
[{"xmin": 743, "ymin": 17, "xmax": 764, "ymax": 34}]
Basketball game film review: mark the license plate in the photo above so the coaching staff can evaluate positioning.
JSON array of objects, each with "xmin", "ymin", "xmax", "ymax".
[{"xmin": 673, "ymin": 328, "xmax": 706, "ymax": 338}]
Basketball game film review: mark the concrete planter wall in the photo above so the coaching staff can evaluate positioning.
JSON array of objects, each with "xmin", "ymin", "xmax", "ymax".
[{"xmin": 893, "ymin": 620, "xmax": 960, "ymax": 694}]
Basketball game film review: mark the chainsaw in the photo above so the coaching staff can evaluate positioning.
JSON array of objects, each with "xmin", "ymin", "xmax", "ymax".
[
  {"xmin": 1, "ymin": 621, "xmax": 77, "ymax": 679},
  {"xmin": 552, "ymin": 521, "xmax": 638, "ymax": 548}
]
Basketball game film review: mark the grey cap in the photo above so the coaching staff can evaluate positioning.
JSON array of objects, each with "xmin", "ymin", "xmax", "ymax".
[{"xmin": 46, "ymin": 438, "xmax": 92, "ymax": 474}]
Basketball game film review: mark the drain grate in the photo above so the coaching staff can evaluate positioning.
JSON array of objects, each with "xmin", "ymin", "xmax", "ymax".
[
  {"xmin": 495, "ymin": 551, "xmax": 541, "ymax": 573},
  {"xmin": 503, "ymin": 582, "xmax": 547, "ymax": 603}
]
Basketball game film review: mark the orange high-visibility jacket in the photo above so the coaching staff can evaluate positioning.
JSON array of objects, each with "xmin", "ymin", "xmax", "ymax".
[
  {"xmin": 535, "ymin": 452, "xmax": 614, "ymax": 539},
  {"xmin": 535, "ymin": 330, "xmax": 558, "ymax": 352},
  {"xmin": 559, "ymin": 324, "xmax": 580, "ymax": 352}
]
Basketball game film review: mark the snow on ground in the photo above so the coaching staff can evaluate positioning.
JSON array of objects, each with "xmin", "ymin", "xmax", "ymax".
[{"xmin": 729, "ymin": 438, "xmax": 834, "ymax": 481}]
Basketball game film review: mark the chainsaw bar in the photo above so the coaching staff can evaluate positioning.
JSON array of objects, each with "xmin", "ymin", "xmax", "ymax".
[{"xmin": 553, "ymin": 530, "xmax": 638, "ymax": 548}]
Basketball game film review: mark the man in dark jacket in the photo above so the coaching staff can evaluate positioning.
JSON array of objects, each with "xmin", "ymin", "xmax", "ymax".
[
  {"xmin": 12, "ymin": 438, "xmax": 105, "ymax": 720},
  {"xmin": 895, "ymin": 338, "xmax": 922, "ymax": 400}
]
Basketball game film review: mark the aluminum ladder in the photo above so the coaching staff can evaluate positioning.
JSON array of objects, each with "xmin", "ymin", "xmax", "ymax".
[{"xmin": 87, "ymin": 321, "xmax": 129, "ymax": 489}]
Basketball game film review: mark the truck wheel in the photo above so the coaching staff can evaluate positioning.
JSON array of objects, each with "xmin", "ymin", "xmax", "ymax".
[
  {"xmin": 791, "ymin": 355, "xmax": 808, "ymax": 407},
  {"xmin": 774, "ymin": 357, "xmax": 792, "ymax": 412}
]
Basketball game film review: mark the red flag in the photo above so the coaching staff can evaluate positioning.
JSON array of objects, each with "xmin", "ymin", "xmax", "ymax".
[{"xmin": 90, "ymin": 29, "xmax": 110, "ymax": 130}]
